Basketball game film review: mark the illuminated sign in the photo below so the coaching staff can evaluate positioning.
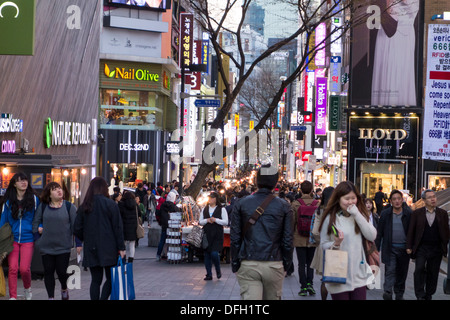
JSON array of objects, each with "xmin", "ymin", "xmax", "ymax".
[
  {"xmin": 315, "ymin": 77, "xmax": 327, "ymax": 136},
  {"xmin": 104, "ymin": 63, "xmax": 160, "ymax": 82},
  {"xmin": 44, "ymin": 118, "xmax": 91, "ymax": 148},
  {"xmin": 166, "ymin": 141, "xmax": 180, "ymax": 154},
  {"xmin": 0, "ymin": 114, "xmax": 23, "ymax": 133},
  {"xmin": 358, "ymin": 128, "xmax": 408, "ymax": 141},
  {"xmin": 1, "ymin": 140, "xmax": 15, "ymax": 153},
  {"xmin": 315, "ymin": 23, "xmax": 326, "ymax": 67},
  {"xmin": 119, "ymin": 143, "xmax": 149, "ymax": 151},
  {"xmin": 180, "ymin": 13, "xmax": 194, "ymax": 68}
]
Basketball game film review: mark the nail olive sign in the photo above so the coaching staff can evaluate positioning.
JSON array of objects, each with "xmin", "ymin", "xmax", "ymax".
[{"xmin": 0, "ymin": 0, "xmax": 36, "ymax": 55}]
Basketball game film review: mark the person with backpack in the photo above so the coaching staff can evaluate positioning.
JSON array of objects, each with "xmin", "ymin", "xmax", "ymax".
[
  {"xmin": 32, "ymin": 182, "xmax": 80, "ymax": 300},
  {"xmin": 0, "ymin": 172, "xmax": 40, "ymax": 300},
  {"xmin": 291, "ymin": 180, "xmax": 320, "ymax": 296}
]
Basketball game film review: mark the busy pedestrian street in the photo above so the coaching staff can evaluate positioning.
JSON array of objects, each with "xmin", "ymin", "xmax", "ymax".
[
  {"xmin": 1, "ymin": 222, "xmax": 448, "ymax": 302},
  {"xmin": 1, "ymin": 0, "xmax": 450, "ymax": 313}
]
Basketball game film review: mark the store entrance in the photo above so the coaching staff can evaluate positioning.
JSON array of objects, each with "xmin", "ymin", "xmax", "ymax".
[
  {"xmin": 360, "ymin": 161, "xmax": 406, "ymax": 199},
  {"xmin": 110, "ymin": 163, "xmax": 154, "ymax": 188}
]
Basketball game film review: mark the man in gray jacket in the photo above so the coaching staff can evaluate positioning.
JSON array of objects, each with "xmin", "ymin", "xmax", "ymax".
[{"xmin": 230, "ymin": 165, "xmax": 293, "ymax": 300}]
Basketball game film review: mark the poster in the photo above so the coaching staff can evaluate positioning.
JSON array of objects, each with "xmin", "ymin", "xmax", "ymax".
[
  {"xmin": 350, "ymin": 0, "xmax": 422, "ymax": 106},
  {"xmin": 422, "ymin": 24, "xmax": 450, "ymax": 161}
]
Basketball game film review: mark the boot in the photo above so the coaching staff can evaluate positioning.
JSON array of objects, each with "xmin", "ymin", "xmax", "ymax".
[{"xmin": 128, "ymin": 257, "xmax": 134, "ymax": 263}]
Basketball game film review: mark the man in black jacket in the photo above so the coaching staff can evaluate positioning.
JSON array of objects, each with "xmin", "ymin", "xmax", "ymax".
[
  {"xmin": 230, "ymin": 165, "xmax": 293, "ymax": 300},
  {"xmin": 375, "ymin": 190, "xmax": 412, "ymax": 300}
]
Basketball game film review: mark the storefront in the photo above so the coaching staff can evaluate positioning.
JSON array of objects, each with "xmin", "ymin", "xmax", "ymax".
[
  {"xmin": 348, "ymin": 114, "xmax": 420, "ymax": 200},
  {"xmin": 98, "ymin": 129, "xmax": 168, "ymax": 187},
  {"xmin": 0, "ymin": 115, "xmax": 95, "ymax": 207},
  {"xmin": 98, "ymin": 60, "xmax": 178, "ymax": 186},
  {"xmin": 423, "ymin": 160, "xmax": 450, "ymax": 191}
]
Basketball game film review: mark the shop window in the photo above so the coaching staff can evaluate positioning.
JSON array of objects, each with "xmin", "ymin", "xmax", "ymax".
[
  {"xmin": 360, "ymin": 162, "xmax": 405, "ymax": 199},
  {"xmin": 99, "ymin": 89, "xmax": 164, "ymax": 130},
  {"xmin": 428, "ymin": 175, "xmax": 450, "ymax": 191},
  {"xmin": 51, "ymin": 168, "xmax": 80, "ymax": 207},
  {"xmin": 110, "ymin": 163, "xmax": 154, "ymax": 188}
]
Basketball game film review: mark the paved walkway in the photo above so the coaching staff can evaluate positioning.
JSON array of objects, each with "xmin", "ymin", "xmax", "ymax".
[{"xmin": 1, "ymin": 225, "xmax": 449, "ymax": 301}]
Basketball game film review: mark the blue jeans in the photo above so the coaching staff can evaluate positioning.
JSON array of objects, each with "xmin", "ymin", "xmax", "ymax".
[
  {"xmin": 157, "ymin": 229, "xmax": 167, "ymax": 257},
  {"xmin": 204, "ymin": 251, "xmax": 221, "ymax": 277}
]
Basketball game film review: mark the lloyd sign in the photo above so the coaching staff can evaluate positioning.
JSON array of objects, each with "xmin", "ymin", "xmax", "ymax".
[
  {"xmin": 0, "ymin": 0, "xmax": 36, "ymax": 55},
  {"xmin": 358, "ymin": 128, "xmax": 408, "ymax": 141},
  {"xmin": 44, "ymin": 118, "xmax": 91, "ymax": 148}
]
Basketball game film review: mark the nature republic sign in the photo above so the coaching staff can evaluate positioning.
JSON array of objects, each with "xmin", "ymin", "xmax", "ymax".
[{"xmin": 0, "ymin": 0, "xmax": 36, "ymax": 55}]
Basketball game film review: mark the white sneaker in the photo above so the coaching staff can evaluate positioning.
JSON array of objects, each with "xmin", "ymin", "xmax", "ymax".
[
  {"xmin": 9, "ymin": 297, "xmax": 16, "ymax": 300},
  {"xmin": 24, "ymin": 288, "xmax": 32, "ymax": 300}
]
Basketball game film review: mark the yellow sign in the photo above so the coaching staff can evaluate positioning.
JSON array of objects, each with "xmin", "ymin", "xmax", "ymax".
[
  {"xmin": 234, "ymin": 114, "xmax": 239, "ymax": 131},
  {"xmin": 104, "ymin": 63, "xmax": 160, "ymax": 82},
  {"xmin": 249, "ymin": 121, "xmax": 254, "ymax": 131}
]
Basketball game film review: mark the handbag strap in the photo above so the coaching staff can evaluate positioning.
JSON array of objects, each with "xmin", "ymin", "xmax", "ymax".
[{"xmin": 241, "ymin": 194, "xmax": 275, "ymax": 238}]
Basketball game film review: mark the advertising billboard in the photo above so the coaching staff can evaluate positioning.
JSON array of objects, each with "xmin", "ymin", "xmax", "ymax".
[
  {"xmin": 106, "ymin": 0, "xmax": 170, "ymax": 10},
  {"xmin": 422, "ymin": 24, "xmax": 450, "ymax": 161},
  {"xmin": 0, "ymin": 0, "xmax": 36, "ymax": 55},
  {"xmin": 350, "ymin": 0, "xmax": 423, "ymax": 107}
]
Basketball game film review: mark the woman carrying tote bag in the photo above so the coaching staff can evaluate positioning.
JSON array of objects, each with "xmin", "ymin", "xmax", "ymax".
[{"xmin": 318, "ymin": 181, "xmax": 377, "ymax": 300}]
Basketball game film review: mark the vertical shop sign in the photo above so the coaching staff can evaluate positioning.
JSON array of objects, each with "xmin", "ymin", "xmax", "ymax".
[
  {"xmin": 185, "ymin": 40, "xmax": 202, "ymax": 90},
  {"xmin": 330, "ymin": 16, "xmax": 342, "ymax": 54},
  {"xmin": 315, "ymin": 77, "xmax": 327, "ymax": 135},
  {"xmin": 315, "ymin": 23, "xmax": 326, "ymax": 67},
  {"xmin": 180, "ymin": 13, "xmax": 193, "ymax": 68},
  {"xmin": 330, "ymin": 56, "xmax": 342, "ymax": 93},
  {"xmin": 305, "ymin": 71, "xmax": 315, "ymax": 114},
  {"xmin": 329, "ymin": 96, "xmax": 340, "ymax": 131},
  {"xmin": 202, "ymin": 32, "xmax": 210, "ymax": 73},
  {"xmin": 0, "ymin": 0, "xmax": 36, "ymax": 55},
  {"xmin": 422, "ymin": 24, "xmax": 450, "ymax": 161}
]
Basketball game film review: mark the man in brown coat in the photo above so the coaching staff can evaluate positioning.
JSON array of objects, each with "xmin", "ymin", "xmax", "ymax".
[
  {"xmin": 406, "ymin": 189, "xmax": 449, "ymax": 300},
  {"xmin": 291, "ymin": 180, "xmax": 320, "ymax": 296}
]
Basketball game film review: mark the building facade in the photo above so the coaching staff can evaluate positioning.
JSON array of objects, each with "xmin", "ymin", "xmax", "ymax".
[
  {"xmin": 0, "ymin": 0, "xmax": 101, "ymax": 205},
  {"xmin": 98, "ymin": 2, "xmax": 179, "ymax": 187}
]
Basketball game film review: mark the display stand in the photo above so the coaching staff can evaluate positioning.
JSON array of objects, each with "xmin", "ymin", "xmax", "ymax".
[{"xmin": 167, "ymin": 212, "xmax": 182, "ymax": 264}]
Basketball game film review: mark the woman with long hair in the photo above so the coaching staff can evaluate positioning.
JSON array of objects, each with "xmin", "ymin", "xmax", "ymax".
[
  {"xmin": 73, "ymin": 177, "xmax": 126, "ymax": 300},
  {"xmin": 310, "ymin": 185, "xmax": 335, "ymax": 300},
  {"xmin": 0, "ymin": 172, "xmax": 39, "ymax": 300},
  {"xmin": 317, "ymin": 181, "xmax": 377, "ymax": 300},
  {"xmin": 118, "ymin": 191, "xmax": 138, "ymax": 263},
  {"xmin": 199, "ymin": 192, "xmax": 228, "ymax": 280},
  {"xmin": 32, "ymin": 182, "xmax": 79, "ymax": 300}
]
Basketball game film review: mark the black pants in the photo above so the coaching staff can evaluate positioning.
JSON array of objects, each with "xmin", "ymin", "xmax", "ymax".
[
  {"xmin": 383, "ymin": 246, "xmax": 410, "ymax": 296},
  {"xmin": 296, "ymin": 247, "xmax": 316, "ymax": 288},
  {"xmin": 42, "ymin": 253, "xmax": 71, "ymax": 299},
  {"xmin": 89, "ymin": 265, "xmax": 114, "ymax": 300},
  {"xmin": 414, "ymin": 244, "xmax": 443, "ymax": 300}
]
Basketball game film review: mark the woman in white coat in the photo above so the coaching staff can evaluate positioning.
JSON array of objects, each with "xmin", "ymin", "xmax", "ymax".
[{"xmin": 318, "ymin": 181, "xmax": 377, "ymax": 300}]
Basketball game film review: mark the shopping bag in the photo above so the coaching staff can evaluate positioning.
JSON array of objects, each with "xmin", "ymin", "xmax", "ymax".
[
  {"xmin": 110, "ymin": 257, "xmax": 135, "ymax": 300},
  {"xmin": 185, "ymin": 225, "xmax": 203, "ymax": 248},
  {"xmin": 322, "ymin": 249, "xmax": 348, "ymax": 284},
  {"xmin": 0, "ymin": 267, "xmax": 5, "ymax": 297}
]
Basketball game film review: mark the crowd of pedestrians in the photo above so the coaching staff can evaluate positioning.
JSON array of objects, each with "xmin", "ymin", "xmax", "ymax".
[{"xmin": 0, "ymin": 170, "xmax": 449, "ymax": 301}]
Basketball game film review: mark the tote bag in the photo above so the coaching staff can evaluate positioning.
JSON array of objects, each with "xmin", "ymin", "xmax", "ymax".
[
  {"xmin": 322, "ymin": 249, "xmax": 348, "ymax": 284},
  {"xmin": 111, "ymin": 257, "xmax": 135, "ymax": 300},
  {"xmin": 185, "ymin": 225, "xmax": 203, "ymax": 248},
  {"xmin": 0, "ymin": 268, "xmax": 5, "ymax": 297}
]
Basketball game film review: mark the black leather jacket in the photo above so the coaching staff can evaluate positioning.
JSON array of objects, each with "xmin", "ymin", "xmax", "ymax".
[{"xmin": 230, "ymin": 188, "xmax": 293, "ymax": 272}]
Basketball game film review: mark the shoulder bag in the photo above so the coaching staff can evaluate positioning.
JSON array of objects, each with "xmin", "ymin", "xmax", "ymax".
[
  {"xmin": 232, "ymin": 194, "xmax": 275, "ymax": 273},
  {"xmin": 136, "ymin": 207, "xmax": 145, "ymax": 239}
]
